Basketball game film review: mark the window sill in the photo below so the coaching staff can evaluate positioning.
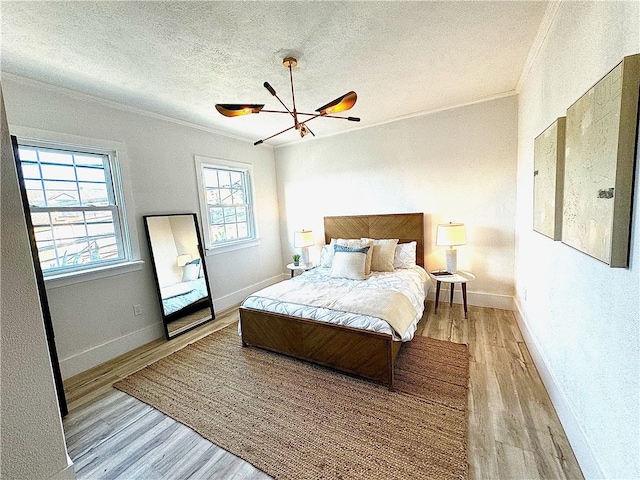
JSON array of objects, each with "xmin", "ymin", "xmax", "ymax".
[
  {"xmin": 44, "ymin": 260, "xmax": 144, "ymax": 289},
  {"xmin": 205, "ymin": 238, "xmax": 261, "ymax": 256}
]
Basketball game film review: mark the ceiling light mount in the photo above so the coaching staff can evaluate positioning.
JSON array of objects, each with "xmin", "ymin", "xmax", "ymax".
[
  {"xmin": 216, "ymin": 56, "xmax": 360, "ymax": 146},
  {"xmin": 282, "ymin": 56, "xmax": 298, "ymax": 69}
]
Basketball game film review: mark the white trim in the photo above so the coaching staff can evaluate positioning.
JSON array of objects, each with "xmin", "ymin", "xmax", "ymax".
[
  {"xmin": 273, "ymin": 91, "xmax": 519, "ymax": 148},
  {"xmin": 48, "ymin": 456, "xmax": 76, "ymax": 480},
  {"xmin": 513, "ymin": 299, "xmax": 605, "ymax": 479},
  {"xmin": 2, "ymin": 72, "xmax": 262, "ymax": 147},
  {"xmin": 60, "ymin": 273, "xmax": 285, "ymax": 378},
  {"xmin": 11, "ymin": 124, "xmax": 130, "ymax": 160},
  {"xmin": 194, "ymin": 155, "xmax": 259, "ymax": 251},
  {"xmin": 516, "ymin": 1, "xmax": 563, "ymax": 93},
  {"xmin": 10, "ymin": 125, "xmax": 142, "ymax": 278},
  {"xmin": 426, "ymin": 286, "xmax": 515, "ymax": 311},
  {"xmin": 212, "ymin": 273, "xmax": 286, "ymax": 313},
  {"xmin": 60, "ymin": 320, "xmax": 164, "ymax": 379},
  {"xmin": 3, "ymin": 72, "xmax": 515, "ymax": 150},
  {"xmin": 205, "ymin": 238, "xmax": 261, "ymax": 256},
  {"xmin": 45, "ymin": 260, "xmax": 144, "ymax": 289}
]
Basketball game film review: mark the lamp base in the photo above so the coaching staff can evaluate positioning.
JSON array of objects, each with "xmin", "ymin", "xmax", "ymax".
[
  {"xmin": 301, "ymin": 247, "xmax": 310, "ymax": 266},
  {"xmin": 445, "ymin": 248, "xmax": 458, "ymax": 273}
]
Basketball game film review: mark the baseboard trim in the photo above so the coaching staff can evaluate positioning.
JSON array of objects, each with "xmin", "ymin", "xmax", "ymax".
[
  {"xmin": 59, "ymin": 322, "xmax": 165, "ymax": 379},
  {"xmin": 212, "ymin": 274, "xmax": 286, "ymax": 312},
  {"xmin": 513, "ymin": 300, "xmax": 604, "ymax": 479},
  {"xmin": 427, "ymin": 287, "xmax": 515, "ymax": 310},
  {"xmin": 59, "ymin": 274, "xmax": 287, "ymax": 379},
  {"xmin": 60, "ymin": 275, "xmax": 513, "ymax": 381},
  {"xmin": 49, "ymin": 456, "xmax": 76, "ymax": 480}
]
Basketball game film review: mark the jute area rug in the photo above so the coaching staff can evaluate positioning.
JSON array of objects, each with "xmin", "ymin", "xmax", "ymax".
[{"xmin": 115, "ymin": 324, "xmax": 469, "ymax": 479}]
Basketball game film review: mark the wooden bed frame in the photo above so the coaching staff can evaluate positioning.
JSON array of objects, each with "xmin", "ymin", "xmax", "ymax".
[{"xmin": 240, "ymin": 212, "xmax": 425, "ymax": 390}]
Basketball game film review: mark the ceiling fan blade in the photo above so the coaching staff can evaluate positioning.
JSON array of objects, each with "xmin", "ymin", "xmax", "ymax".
[
  {"xmin": 315, "ymin": 91, "xmax": 357, "ymax": 115},
  {"xmin": 215, "ymin": 104, "xmax": 264, "ymax": 117}
]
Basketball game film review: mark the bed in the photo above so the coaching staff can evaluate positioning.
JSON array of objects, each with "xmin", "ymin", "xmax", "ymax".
[
  {"xmin": 161, "ymin": 278, "xmax": 209, "ymax": 316},
  {"xmin": 239, "ymin": 213, "xmax": 427, "ymax": 390}
]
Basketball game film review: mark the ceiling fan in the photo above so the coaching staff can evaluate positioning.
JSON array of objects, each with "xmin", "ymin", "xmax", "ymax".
[{"xmin": 215, "ymin": 57, "xmax": 360, "ymax": 146}]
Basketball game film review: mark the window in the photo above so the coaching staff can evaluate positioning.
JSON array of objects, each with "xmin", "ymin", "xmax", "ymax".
[
  {"xmin": 195, "ymin": 156, "xmax": 257, "ymax": 250},
  {"xmin": 17, "ymin": 141, "xmax": 131, "ymax": 276}
]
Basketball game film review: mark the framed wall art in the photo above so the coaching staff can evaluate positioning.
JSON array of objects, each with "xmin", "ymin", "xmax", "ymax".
[
  {"xmin": 534, "ymin": 117, "xmax": 566, "ymax": 240},
  {"xmin": 562, "ymin": 54, "xmax": 640, "ymax": 268}
]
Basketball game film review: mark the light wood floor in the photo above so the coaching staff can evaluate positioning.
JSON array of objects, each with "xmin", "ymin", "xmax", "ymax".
[{"xmin": 63, "ymin": 303, "xmax": 584, "ymax": 479}]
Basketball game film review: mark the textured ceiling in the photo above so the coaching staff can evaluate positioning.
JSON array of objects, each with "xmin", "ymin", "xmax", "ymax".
[{"xmin": 1, "ymin": 1, "xmax": 548, "ymax": 146}]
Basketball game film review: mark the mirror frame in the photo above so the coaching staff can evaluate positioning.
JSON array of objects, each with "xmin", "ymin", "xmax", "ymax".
[{"xmin": 143, "ymin": 213, "xmax": 215, "ymax": 339}]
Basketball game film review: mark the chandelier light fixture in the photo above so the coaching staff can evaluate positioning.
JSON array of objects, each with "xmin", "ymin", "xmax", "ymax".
[{"xmin": 215, "ymin": 57, "xmax": 360, "ymax": 145}]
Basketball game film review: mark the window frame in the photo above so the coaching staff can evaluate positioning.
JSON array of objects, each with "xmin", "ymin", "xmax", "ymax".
[
  {"xmin": 11, "ymin": 126, "xmax": 142, "ymax": 286},
  {"xmin": 194, "ymin": 155, "xmax": 259, "ymax": 254}
]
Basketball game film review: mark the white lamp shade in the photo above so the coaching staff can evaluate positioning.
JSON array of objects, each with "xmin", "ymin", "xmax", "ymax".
[
  {"xmin": 176, "ymin": 254, "xmax": 193, "ymax": 267},
  {"xmin": 294, "ymin": 230, "xmax": 314, "ymax": 248},
  {"xmin": 436, "ymin": 223, "xmax": 467, "ymax": 246}
]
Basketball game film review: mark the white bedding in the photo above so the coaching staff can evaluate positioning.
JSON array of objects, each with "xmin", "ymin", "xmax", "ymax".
[
  {"xmin": 240, "ymin": 265, "xmax": 430, "ymax": 341},
  {"xmin": 161, "ymin": 278, "xmax": 208, "ymax": 315}
]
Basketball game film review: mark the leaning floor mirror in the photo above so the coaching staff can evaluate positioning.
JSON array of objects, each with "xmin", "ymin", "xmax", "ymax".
[{"xmin": 144, "ymin": 213, "xmax": 215, "ymax": 339}]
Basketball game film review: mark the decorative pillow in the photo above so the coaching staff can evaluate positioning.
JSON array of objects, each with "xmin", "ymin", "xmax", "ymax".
[
  {"xmin": 336, "ymin": 238, "xmax": 374, "ymax": 275},
  {"xmin": 393, "ymin": 241, "xmax": 417, "ymax": 269},
  {"xmin": 319, "ymin": 239, "xmax": 337, "ymax": 267},
  {"xmin": 330, "ymin": 245, "xmax": 371, "ymax": 280},
  {"xmin": 361, "ymin": 238, "xmax": 399, "ymax": 272},
  {"xmin": 182, "ymin": 258, "xmax": 201, "ymax": 282}
]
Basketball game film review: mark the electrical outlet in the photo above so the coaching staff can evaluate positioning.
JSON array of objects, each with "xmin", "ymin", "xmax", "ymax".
[
  {"xmin": 523, "ymin": 288, "xmax": 528, "ymax": 301},
  {"xmin": 133, "ymin": 304, "xmax": 142, "ymax": 316}
]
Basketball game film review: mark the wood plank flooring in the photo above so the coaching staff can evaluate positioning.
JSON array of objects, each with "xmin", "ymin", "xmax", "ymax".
[{"xmin": 63, "ymin": 303, "xmax": 584, "ymax": 479}]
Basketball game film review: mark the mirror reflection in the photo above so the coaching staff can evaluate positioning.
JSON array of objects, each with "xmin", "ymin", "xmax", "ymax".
[{"xmin": 144, "ymin": 213, "xmax": 214, "ymax": 339}]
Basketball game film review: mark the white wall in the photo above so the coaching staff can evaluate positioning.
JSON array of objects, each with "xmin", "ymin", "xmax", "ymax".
[
  {"xmin": 147, "ymin": 216, "xmax": 182, "ymax": 287},
  {"xmin": 275, "ymin": 96, "xmax": 519, "ymax": 309},
  {"xmin": 2, "ymin": 76, "xmax": 283, "ymax": 378},
  {"xmin": 514, "ymin": 2, "xmax": 640, "ymax": 478},
  {"xmin": 1, "ymin": 86, "xmax": 75, "ymax": 479}
]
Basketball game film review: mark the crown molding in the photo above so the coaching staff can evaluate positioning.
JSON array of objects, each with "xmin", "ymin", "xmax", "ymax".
[
  {"xmin": 0, "ymin": 71, "xmax": 270, "ymax": 148},
  {"xmin": 274, "ymin": 90, "xmax": 518, "ymax": 149},
  {"xmin": 2, "ymin": 71, "xmax": 517, "ymax": 150},
  {"xmin": 516, "ymin": 0, "xmax": 563, "ymax": 93}
]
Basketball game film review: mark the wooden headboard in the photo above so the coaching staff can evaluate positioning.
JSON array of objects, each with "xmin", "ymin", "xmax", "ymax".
[{"xmin": 324, "ymin": 213, "xmax": 424, "ymax": 267}]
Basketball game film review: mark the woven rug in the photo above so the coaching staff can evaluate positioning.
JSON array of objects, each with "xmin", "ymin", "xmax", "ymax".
[{"xmin": 115, "ymin": 324, "xmax": 469, "ymax": 479}]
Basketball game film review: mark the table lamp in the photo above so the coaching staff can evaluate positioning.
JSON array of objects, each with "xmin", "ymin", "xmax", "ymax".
[
  {"xmin": 176, "ymin": 254, "xmax": 193, "ymax": 267},
  {"xmin": 436, "ymin": 223, "xmax": 467, "ymax": 273},
  {"xmin": 294, "ymin": 230, "xmax": 314, "ymax": 266}
]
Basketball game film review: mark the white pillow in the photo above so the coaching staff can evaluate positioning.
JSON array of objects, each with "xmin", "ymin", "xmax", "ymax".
[
  {"xmin": 320, "ymin": 239, "xmax": 337, "ymax": 267},
  {"xmin": 330, "ymin": 245, "xmax": 370, "ymax": 280},
  {"xmin": 362, "ymin": 238, "xmax": 398, "ymax": 272},
  {"xmin": 182, "ymin": 262, "xmax": 200, "ymax": 281},
  {"xmin": 393, "ymin": 241, "xmax": 417, "ymax": 269},
  {"xmin": 336, "ymin": 238, "xmax": 374, "ymax": 275}
]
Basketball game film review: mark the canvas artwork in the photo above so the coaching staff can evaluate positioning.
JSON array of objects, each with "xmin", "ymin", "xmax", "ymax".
[
  {"xmin": 534, "ymin": 117, "xmax": 565, "ymax": 240},
  {"xmin": 562, "ymin": 54, "xmax": 640, "ymax": 267}
]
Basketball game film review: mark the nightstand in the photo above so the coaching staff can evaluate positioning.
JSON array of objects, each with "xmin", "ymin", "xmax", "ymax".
[
  {"xmin": 286, "ymin": 263, "xmax": 312, "ymax": 278},
  {"xmin": 429, "ymin": 270, "xmax": 475, "ymax": 319}
]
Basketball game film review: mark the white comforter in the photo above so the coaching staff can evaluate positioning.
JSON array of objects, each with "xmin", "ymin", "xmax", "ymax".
[
  {"xmin": 241, "ymin": 266, "xmax": 429, "ymax": 341},
  {"xmin": 161, "ymin": 278, "xmax": 208, "ymax": 315}
]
